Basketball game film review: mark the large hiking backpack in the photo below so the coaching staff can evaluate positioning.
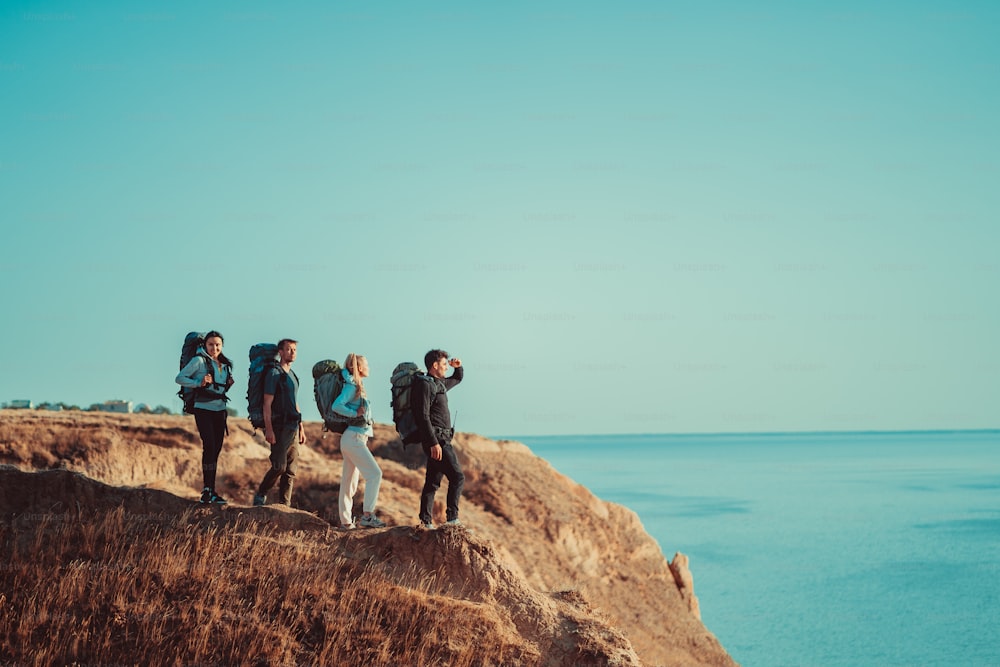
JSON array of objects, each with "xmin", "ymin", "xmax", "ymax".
[
  {"xmin": 177, "ymin": 332, "xmax": 208, "ymax": 414},
  {"xmin": 313, "ymin": 360, "xmax": 349, "ymax": 434},
  {"xmin": 247, "ymin": 343, "xmax": 280, "ymax": 429},
  {"xmin": 178, "ymin": 331, "xmax": 232, "ymax": 414},
  {"xmin": 390, "ymin": 362, "xmax": 426, "ymax": 445}
]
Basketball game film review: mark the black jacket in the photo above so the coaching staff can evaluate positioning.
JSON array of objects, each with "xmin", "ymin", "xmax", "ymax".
[{"xmin": 412, "ymin": 366, "xmax": 463, "ymax": 446}]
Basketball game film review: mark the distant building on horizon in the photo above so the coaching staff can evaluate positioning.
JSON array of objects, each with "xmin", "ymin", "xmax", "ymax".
[
  {"xmin": 8, "ymin": 400, "xmax": 33, "ymax": 409},
  {"xmin": 100, "ymin": 400, "xmax": 133, "ymax": 414}
]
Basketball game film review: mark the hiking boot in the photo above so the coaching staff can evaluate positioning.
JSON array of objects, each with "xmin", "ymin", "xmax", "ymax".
[
  {"xmin": 199, "ymin": 487, "xmax": 213, "ymax": 504},
  {"xmin": 445, "ymin": 518, "xmax": 462, "ymax": 527},
  {"xmin": 359, "ymin": 514, "xmax": 386, "ymax": 528},
  {"xmin": 208, "ymin": 490, "xmax": 227, "ymax": 505},
  {"xmin": 421, "ymin": 522, "xmax": 435, "ymax": 530},
  {"xmin": 340, "ymin": 523, "xmax": 355, "ymax": 531},
  {"xmin": 252, "ymin": 493, "xmax": 266, "ymax": 507}
]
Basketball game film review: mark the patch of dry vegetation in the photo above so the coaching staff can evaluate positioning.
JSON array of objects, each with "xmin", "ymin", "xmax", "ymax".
[
  {"xmin": 0, "ymin": 410, "xmax": 738, "ymax": 667},
  {"xmin": 0, "ymin": 508, "xmax": 539, "ymax": 667}
]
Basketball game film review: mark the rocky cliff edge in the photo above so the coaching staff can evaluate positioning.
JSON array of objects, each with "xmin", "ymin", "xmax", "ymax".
[{"xmin": 0, "ymin": 410, "xmax": 737, "ymax": 667}]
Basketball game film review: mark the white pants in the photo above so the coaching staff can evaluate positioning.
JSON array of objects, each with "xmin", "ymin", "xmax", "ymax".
[{"xmin": 339, "ymin": 430, "xmax": 383, "ymax": 526}]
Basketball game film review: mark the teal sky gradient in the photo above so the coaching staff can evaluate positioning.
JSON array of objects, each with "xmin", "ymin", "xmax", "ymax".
[{"xmin": 3, "ymin": 2, "xmax": 998, "ymax": 435}]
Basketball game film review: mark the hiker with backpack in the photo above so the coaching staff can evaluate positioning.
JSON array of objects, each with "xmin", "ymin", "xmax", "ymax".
[
  {"xmin": 252, "ymin": 338, "xmax": 306, "ymax": 507},
  {"xmin": 330, "ymin": 353, "xmax": 385, "ymax": 529},
  {"xmin": 413, "ymin": 349, "xmax": 465, "ymax": 529},
  {"xmin": 175, "ymin": 330, "xmax": 235, "ymax": 504}
]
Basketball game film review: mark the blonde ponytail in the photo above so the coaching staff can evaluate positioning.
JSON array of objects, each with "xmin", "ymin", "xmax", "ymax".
[{"xmin": 344, "ymin": 353, "xmax": 367, "ymax": 398}]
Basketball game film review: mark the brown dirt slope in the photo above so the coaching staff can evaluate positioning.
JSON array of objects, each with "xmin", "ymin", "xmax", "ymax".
[{"xmin": 0, "ymin": 410, "xmax": 738, "ymax": 667}]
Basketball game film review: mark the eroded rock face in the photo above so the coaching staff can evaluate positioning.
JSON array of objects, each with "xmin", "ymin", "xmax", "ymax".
[
  {"xmin": 448, "ymin": 434, "xmax": 733, "ymax": 666},
  {"xmin": 0, "ymin": 411, "xmax": 738, "ymax": 666},
  {"xmin": 670, "ymin": 551, "xmax": 702, "ymax": 620}
]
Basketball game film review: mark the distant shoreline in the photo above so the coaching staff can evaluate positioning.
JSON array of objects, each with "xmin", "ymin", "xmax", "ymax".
[{"xmin": 499, "ymin": 428, "xmax": 1000, "ymax": 440}]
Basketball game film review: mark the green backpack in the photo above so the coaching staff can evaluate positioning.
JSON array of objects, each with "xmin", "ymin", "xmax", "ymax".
[
  {"xmin": 313, "ymin": 360, "xmax": 349, "ymax": 434},
  {"xmin": 390, "ymin": 362, "xmax": 428, "ymax": 445}
]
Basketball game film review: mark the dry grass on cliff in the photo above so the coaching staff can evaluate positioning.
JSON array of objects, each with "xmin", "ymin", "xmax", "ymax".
[
  {"xmin": 0, "ymin": 411, "xmax": 737, "ymax": 667},
  {"xmin": 0, "ymin": 508, "xmax": 536, "ymax": 667}
]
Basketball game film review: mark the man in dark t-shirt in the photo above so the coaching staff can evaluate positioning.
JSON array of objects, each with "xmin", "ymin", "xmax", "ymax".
[{"xmin": 253, "ymin": 338, "xmax": 305, "ymax": 506}]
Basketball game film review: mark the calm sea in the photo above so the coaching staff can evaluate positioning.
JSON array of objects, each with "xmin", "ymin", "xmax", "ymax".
[{"xmin": 505, "ymin": 431, "xmax": 1000, "ymax": 667}]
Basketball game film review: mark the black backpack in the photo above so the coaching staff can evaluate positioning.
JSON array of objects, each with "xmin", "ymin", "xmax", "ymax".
[
  {"xmin": 313, "ymin": 360, "xmax": 350, "ymax": 434},
  {"xmin": 177, "ymin": 331, "xmax": 232, "ymax": 414},
  {"xmin": 247, "ymin": 343, "xmax": 280, "ymax": 429},
  {"xmin": 390, "ymin": 362, "xmax": 434, "ymax": 445}
]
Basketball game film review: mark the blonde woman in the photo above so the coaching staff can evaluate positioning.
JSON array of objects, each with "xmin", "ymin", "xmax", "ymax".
[{"xmin": 331, "ymin": 353, "xmax": 385, "ymax": 529}]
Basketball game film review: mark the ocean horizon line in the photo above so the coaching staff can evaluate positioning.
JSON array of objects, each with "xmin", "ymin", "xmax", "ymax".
[{"xmin": 495, "ymin": 427, "xmax": 1000, "ymax": 440}]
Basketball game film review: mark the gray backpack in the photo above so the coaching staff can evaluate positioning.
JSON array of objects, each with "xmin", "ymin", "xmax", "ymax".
[
  {"xmin": 390, "ymin": 362, "xmax": 429, "ymax": 445},
  {"xmin": 313, "ymin": 360, "xmax": 350, "ymax": 434}
]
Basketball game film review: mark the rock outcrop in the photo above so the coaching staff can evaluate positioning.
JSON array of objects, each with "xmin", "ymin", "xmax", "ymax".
[{"xmin": 0, "ymin": 410, "xmax": 737, "ymax": 666}]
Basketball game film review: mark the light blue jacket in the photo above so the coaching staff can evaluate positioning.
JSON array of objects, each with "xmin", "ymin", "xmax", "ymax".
[
  {"xmin": 331, "ymin": 368, "xmax": 373, "ymax": 436},
  {"xmin": 175, "ymin": 351, "xmax": 232, "ymax": 412}
]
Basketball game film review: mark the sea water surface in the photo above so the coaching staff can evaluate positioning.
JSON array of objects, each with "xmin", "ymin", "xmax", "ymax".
[{"xmin": 505, "ymin": 431, "xmax": 1000, "ymax": 667}]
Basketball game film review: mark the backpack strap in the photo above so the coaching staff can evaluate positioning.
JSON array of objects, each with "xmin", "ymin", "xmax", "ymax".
[
  {"xmin": 425, "ymin": 373, "xmax": 445, "ymax": 395},
  {"xmin": 196, "ymin": 352, "xmax": 231, "ymax": 402},
  {"xmin": 415, "ymin": 373, "xmax": 444, "ymax": 404},
  {"xmin": 275, "ymin": 367, "xmax": 299, "ymax": 395}
]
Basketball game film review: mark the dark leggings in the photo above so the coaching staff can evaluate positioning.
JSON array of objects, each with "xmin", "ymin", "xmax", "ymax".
[{"xmin": 193, "ymin": 408, "xmax": 227, "ymax": 490}]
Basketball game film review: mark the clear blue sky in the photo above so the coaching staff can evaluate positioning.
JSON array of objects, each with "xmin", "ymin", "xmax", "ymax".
[{"xmin": 2, "ymin": 1, "xmax": 998, "ymax": 436}]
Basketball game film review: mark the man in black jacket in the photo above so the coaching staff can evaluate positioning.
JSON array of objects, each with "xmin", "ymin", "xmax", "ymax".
[{"xmin": 412, "ymin": 349, "xmax": 464, "ymax": 528}]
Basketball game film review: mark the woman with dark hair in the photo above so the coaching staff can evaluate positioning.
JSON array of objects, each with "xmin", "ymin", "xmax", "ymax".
[{"xmin": 175, "ymin": 330, "xmax": 235, "ymax": 504}]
